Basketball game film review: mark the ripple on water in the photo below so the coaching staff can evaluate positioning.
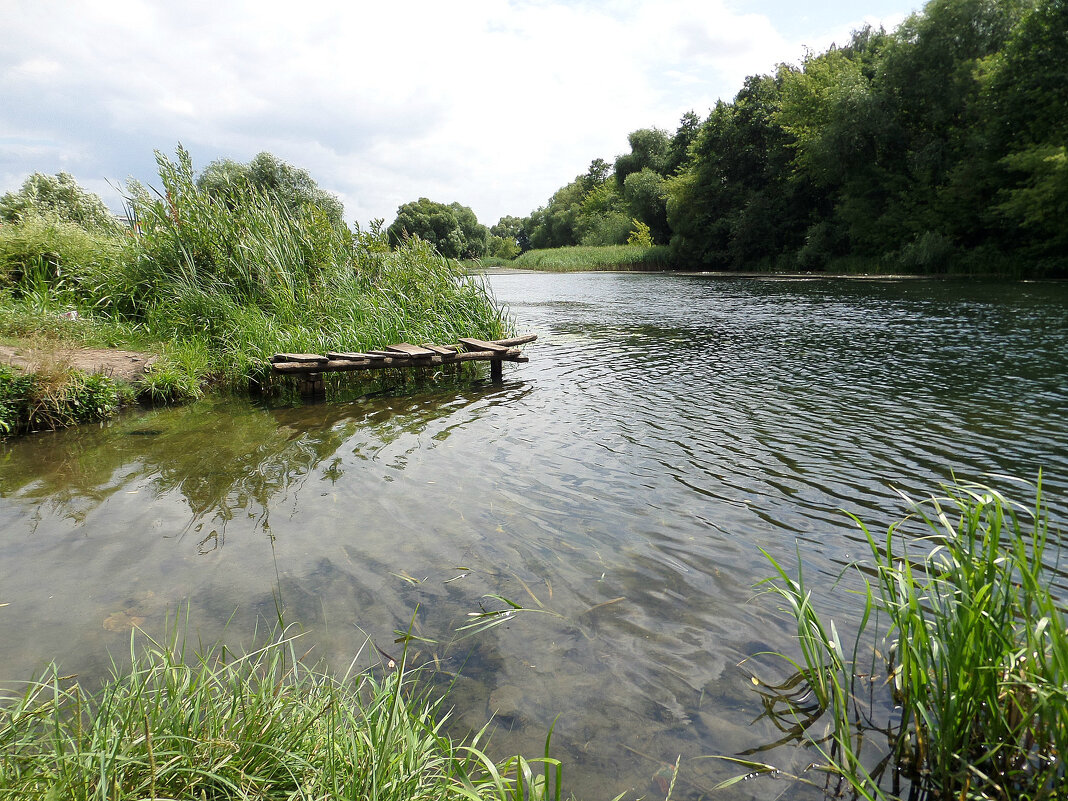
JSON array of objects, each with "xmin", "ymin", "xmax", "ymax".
[{"xmin": 1, "ymin": 274, "xmax": 1066, "ymax": 799}]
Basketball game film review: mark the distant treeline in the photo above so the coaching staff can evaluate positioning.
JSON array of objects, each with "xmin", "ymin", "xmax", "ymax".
[{"xmin": 504, "ymin": 0, "xmax": 1066, "ymax": 275}]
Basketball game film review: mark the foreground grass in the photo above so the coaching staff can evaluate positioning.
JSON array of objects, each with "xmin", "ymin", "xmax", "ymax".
[
  {"xmin": 0, "ymin": 626, "xmax": 564, "ymax": 801},
  {"xmin": 511, "ymin": 245, "xmax": 672, "ymax": 272},
  {"xmin": 750, "ymin": 477, "xmax": 1066, "ymax": 800}
]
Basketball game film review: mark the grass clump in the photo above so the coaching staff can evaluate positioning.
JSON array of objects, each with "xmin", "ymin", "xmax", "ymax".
[
  {"xmin": 0, "ymin": 625, "xmax": 566, "ymax": 801},
  {"xmin": 0, "ymin": 362, "xmax": 126, "ymax": 435},
  {"xmin": 512, "ymin": 244, "xmax": 672, "ymax": 272},
  {"xmin": 751, "ymin": 477, "xmax": 1066, "ymax": 800}
]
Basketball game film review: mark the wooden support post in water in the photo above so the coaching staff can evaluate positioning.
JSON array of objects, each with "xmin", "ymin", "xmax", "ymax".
[
  {"xmin": 491, "ymin": 359, "xmax": 503, "ymax": 383},
  {"xmin": 299, "ymin": 372, "xmax": 325, "ymax": 397}
]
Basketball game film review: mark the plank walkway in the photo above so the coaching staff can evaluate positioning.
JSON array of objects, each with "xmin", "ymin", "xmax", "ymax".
[{"xmin": 268, "ymin": 334, "xmax": 536, "ymax": 388}]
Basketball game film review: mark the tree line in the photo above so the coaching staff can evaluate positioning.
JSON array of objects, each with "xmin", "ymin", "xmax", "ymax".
[{"xmin": 391, "ymin": 0, "xmax": 1065, "ymax": 274}]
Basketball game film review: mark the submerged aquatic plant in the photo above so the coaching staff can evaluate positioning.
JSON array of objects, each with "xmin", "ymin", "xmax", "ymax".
[{"xmin": 743, "ymin": 477, "xmax": 1067, "ymax": 800}]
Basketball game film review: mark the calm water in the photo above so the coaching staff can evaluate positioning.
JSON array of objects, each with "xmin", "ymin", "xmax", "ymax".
[{"xmin": 2, "ymin": 274, "xmax": 1066, "ymax": 799}]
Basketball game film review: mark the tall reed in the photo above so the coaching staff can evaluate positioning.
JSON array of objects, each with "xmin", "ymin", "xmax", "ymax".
[
  {"xmin": 512, "ymin": 244, "xmax": 672, "ymax": 272},
  {"xmin": 757, "ymin": 478, "xmax": 1066, "ymax": 800}
]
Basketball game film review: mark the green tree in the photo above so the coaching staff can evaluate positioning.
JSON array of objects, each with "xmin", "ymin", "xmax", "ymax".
[
  {"xmin": 613, "ymin": 128, "xmax": 671, "ymax": 186},
  {"xmin": 197, "ymin": 152, "xmax": 345, "ymax": 227},
  {"xmin": 983, "ymin": 0, "xmax": 1067, "ymax": 149},
  {"xmin": 487, "ymin": 234, "xmax": 520, "ymax": 260},
  {"xmin": 626, "ymin": 219, "xmax": 654, "ymax": 247},
  {"xmin": 666, "ymin": 111, "xmax": 702, "ymax": 175},
  {"xmin": 669, "ymin": 74, "xmax": 812, "ymax": 268},
  {"xmin": 0, "ymin": 172, "xmax": 117, "ymax": 230},
  {"xmin": 491, "ymin": 215, "xmax": 529, "ymax": 252},
  {"xmin": 623, "ymin": 168, "xmax": 669, "ymax": 244},
  {"xmin": 387, "ymin": 198, "xmax": 488, "ymax": 259}
]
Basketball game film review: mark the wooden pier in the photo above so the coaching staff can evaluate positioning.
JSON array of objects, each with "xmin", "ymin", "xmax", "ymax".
[{"xmin": 268, "ymin": 334, "xmax": 536, "ymax": 394}]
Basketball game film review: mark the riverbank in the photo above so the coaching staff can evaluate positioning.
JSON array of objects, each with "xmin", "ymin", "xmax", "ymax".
[
  {"xmin": 476, "ymin": 244, "xmax": 1060, "ymax": 277},
  {"xmin": 0, "ymin": 149, "xmax": 509, "ymax": 437}
]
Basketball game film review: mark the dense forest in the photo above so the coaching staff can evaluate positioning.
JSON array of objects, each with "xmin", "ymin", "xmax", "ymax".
[{"xmin": 429, "ymin": 0, "xmax": 1064, "ymax": 275}]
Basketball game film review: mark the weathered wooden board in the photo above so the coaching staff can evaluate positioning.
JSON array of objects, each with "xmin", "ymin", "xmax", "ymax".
[
  {"xmin": 493, "ymin": 334, "xmax": 538, "ymax": 347},
  {"xmin": 270, "ymin": 353, "xmax": 329, "ymax": 364},
  {"xmin": 326, "ymin": 351, "xmax": 373, "ymax": 361},
  {"xmin": 386, "ymin": 343, "xmax": 436, "ymax": 357},
  {"xmin": 458, "ymin": 337, "xmax": 510, "ymax": 353},
  {"xmin": 420, "ymin": 344, "xmax": 457, "ymax": 357}
]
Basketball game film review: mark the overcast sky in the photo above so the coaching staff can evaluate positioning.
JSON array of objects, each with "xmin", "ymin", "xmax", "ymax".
[{"xmin": 1, "ymin": 0, "xmax": 918, "ymax": 227}]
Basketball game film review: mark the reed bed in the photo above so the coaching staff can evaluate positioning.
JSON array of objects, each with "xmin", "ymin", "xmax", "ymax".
[
  {"xmin": 0, "ymin": 146, "xmax": 508, "ymax": 416},
  {"xmin": 511, "ymin": 245, "xmax": 672, "ymax": 272},
  {"xmin": 753, "ymin": 478, "xmax": 1067, "ymax": 800},
  {"xmin": 0, "ymin": 625, "xmax": 564, "ymax": 801}
]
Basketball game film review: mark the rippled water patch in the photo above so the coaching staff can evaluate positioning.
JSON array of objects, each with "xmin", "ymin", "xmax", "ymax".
[{"xmin": 1, "ymin": 274, "xmax": 1065, "ymax": 799}]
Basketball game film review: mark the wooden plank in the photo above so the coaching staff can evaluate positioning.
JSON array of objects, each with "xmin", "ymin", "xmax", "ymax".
[
  {"xmin": 458, "ymin": 337, "xmax": 509, "ymax": 353},
  {"xmin": 493, "ymin": 334, "xmax": 538, "ymax": 347},
  {"xmin": 419, "ymin": 343, "xmax": 457, "ymax": 357},
  {"xmin": 326, "ymin": 351, "xmax": 373, "ymax": 361},
  {"xmin": 386, "ymin": 342, "xmax": 436, "ymax": 357},
  {"xmin": 270, "ymin": 353, "xmax": 328, "ymax": 363},
  {"xmin": 368, "ymin": 350, "xmax": 409, "ymax": 358}
]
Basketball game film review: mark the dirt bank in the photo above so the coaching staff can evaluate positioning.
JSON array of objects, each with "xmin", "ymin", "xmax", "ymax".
[{"xmin": 0, "ymin": 342, "xmax": 156, "ymax": 382}]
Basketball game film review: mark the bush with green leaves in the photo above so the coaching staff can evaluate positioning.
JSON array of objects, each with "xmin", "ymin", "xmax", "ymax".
[
  {"xmin": 387, "ymin": 198, "xmax": 489, "ymax": 259},
  {"xmin": 0, "ymin": 171, "xmax": 118, "ymax": 231},
  {"xmin": 0, "ymin": 212, "xmax": 124, "ymax": 307}
]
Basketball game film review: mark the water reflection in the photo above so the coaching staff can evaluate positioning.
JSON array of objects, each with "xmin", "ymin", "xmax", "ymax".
[{"xmin": 1, "ymin": 275, "xmax": 1066, "ymax": 800}]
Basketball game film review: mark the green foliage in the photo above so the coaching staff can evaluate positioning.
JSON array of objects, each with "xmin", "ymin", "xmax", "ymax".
[
  {"xmin": 118, "ymin": 146, "xmax": 354, "ymax": 316},
  {"xmin": 512, "ymin": 244, "xmax": 671, "ymax": 271},
  {"xmin": 0, "ymin": 624, "xmax": 566, "ymax": 800},
  {"xmin": 0, "ymin": 145, "xmax": 508, "ymax": 427},
  {"xmin": 487, "ymin": 234, "xmax": 520, "ymax": 260},
  {"xmin": 515, "ymin": 0, "xmax": 1062, "ymax": 273},
  {"xmin": 752, "ymin": 478, "xmax": 1067, "ymax": 799},
  {"xmin": 0, "ymin": 213, "xmax": 124, "ymax": 303},
  {"xmin": 387, "ymin": 198, "xmax": 489, "ymax": 259},
  {"xmin": 665, "ymin": 111, "xmax": 702, "ymax": 175},
  {"xmin": 0, "ymin": 172, "xmax": 118, "ymax": 231},
  {"xmin": 0, "ymin": 363, "xmax": 122, "ymax": 436},
  {"xmin": 197, "ymin": 151, "xmax": 346, "ymax": 228},
  {"xmin": 138, "ymin": 340, "xmax": 211, "ymax": 404},
  {"xmin": 622, "ymin": 168, "xmax": 669, "ymax": 244},
  {"xmin": 626, "ymin": 220, "xmax": 653, "ymax": 247},
  {"xmin": 613, "ymin": 127, "xmax": 670, "ymax": 186},
  {"xmin": 995, "ymin": 145, "xmax": 1068, "ymax": 256},
  {"xmin": 0, "ymin": 364, "xmax": 32, "ymax": 434}
]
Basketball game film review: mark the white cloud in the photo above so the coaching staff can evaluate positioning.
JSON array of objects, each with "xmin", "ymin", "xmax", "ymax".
[{"xmin": 0, "ymin": 0, "xmax": 915, "ymax": 226}]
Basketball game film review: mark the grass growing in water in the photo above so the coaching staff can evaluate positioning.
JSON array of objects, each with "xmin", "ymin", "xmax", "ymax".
[
  {"xmin": 0, "ymin": 624, "xmax": 565, "ymax": 801},
  {"xmin": 511, "ymin": 245, "xmax": 672, "ymax": 272},
  {"xmin": 749, "ymin": 478, "xmax": 1067, "ymax": 800}
]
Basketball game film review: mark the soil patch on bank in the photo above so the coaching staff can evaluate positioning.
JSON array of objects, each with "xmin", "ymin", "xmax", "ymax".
[{"xmin": 0, "ymin": 342, "xmax": 156, "ymax": 382}]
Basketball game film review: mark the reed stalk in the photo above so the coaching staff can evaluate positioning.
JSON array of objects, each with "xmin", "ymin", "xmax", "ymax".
[{"xmin": 754, "ymin": 477, "xmax": 1066, "ymax": 800}]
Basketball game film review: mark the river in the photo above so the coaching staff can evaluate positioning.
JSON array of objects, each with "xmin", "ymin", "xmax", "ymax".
[{"xmin": 2, "ymin": 273, "xmax": 1066, "ymax": 799}]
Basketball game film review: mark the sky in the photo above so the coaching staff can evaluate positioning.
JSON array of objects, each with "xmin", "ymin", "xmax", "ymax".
[{"xmin": 0, "ymin": 0, "xmax": 920, "ymax": 228}]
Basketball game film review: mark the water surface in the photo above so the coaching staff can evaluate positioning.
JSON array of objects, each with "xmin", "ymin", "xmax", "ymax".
[{"xmin": 2, "ymin": 274, "xmax": 1066, "ymax": 799}]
